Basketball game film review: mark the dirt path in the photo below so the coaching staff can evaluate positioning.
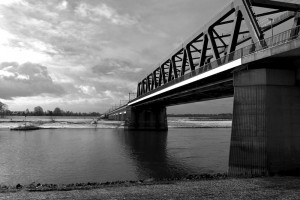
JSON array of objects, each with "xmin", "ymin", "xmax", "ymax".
[{"xmin": 1, "ymin": 177, "xmax": 300, "ymax": 200}]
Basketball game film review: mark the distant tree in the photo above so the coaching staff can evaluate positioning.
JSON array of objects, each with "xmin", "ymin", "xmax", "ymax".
[
  {"xmin": 5, "ymin": 110, "xmax": 12, "ymax": 116},
  {"xmin": 53, "ymin": 107, "xmax": 63, "ymax": 116},
  {"xmin": 90, "ymin": 112, "xmax": 100, "ymax": 116},
  {"xmin": 0, "ymin": 102, "xmax": 8, "ymax": 118},
  {"xmin": 34, "ymin": 106, "xmax": 44, "ymax": 116},
  {"xmin": 47, "ymin": 110, "xmax": 54, "ymax": 122},
  {"xmin": 24, "ymin": 108, "xmax": 30, "ymax": 125}
]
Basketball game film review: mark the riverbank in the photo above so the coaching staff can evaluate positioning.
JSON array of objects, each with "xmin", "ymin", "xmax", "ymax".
[
  {"xmin": 0, "ymin": 116, "xmax": 232, "ymax": 129},
  {"xmin": 1, "ymin": 176, "xmax": 300, "ymax": 199}
]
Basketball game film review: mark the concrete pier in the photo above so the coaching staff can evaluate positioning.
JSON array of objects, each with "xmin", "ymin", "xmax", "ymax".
[
  {"xmin": 229, "ymin": 68, "xmax": 300, "ymax": 176},
  {"xmin": 125, "ymin": 106, "xmax": 168, "ymax": 131}
]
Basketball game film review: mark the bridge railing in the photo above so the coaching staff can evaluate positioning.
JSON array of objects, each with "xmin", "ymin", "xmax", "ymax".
[
  {"xmin": 242, "ymin": 25, "xmax": 300, "ymax": 56},
  {"xmin": 130, "ymin": 25, "xmax": 300, "ymax": 103},
  {"xmin": 104, "ymin": 99, "xmax": 130, "ymax": 116}
]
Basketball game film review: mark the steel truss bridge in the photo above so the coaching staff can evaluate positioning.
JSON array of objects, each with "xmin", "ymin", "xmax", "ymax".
[
  {"xmin": 105, "ymin": 0, "xmax": 300, "ymax": 113},
  {"xmin": 103, "ymin": 0, "xmax": 300, "ymax": 177}
]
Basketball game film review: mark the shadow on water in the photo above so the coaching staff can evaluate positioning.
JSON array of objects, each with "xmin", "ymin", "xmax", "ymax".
[
  {"xmin": 1, "ymin": 127, "xmax": 230, "ymax": 184},
  {"xmin": 114, "ymin": 129, "xmax": 195, "ymax": 179}
]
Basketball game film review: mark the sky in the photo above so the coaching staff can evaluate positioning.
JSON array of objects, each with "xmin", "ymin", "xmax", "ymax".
[{"xmin": 0, "ymin": 0, "xmax": 233, "ymax": 113}]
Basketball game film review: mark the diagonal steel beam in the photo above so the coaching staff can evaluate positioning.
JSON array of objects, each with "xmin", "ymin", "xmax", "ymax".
[
  {"xmin": 199, "ymin": 34, "xmax": 209, "ymax": 67},
  {"xmin": 186, "ymin": 45, "xmax": 195, "ymax": 71},
  {"xmin": 146, "ymin": 76, "xmax": 151, "ymax": 92},
  {"xmin": 140, "ymin": 81, "xmax": 143, "ymax": 95},
  {"xmin": 251, "ymin": 0, "xmax": 300, "ymax": 11},
  {"xmin": 213, "ymin": 29, "xmax": 227, "ymax": 48},
  {"xmin": 167, "ymin": 60, "xmax": 173, "ymax": 82},
  {"xmin": 181, "ymin": 49, "xmax": 188, "ymax": 76},
  {"xmin": 255, "ymin": 9, "xmax": 284, "ymax": 17},
  {"xmin": 239, "ymin": 0, "xmax": 264, "ymax": 43},
  {"xmin": 160, "ymin": 65, "xmax": 167, "ymax": 85},
  {"xmin": 157, "ymin": 71, "xmax": 160, "ymax": 86},
  {"xmin": 171, "ymin": 56, "xmax": 178, "ymax": 79},
  {"xmin": 175, "ymin": 54, "xmax": 183, "ymax": 61},
  {"xmin": 190, "ymin": 44, "xmax": 201, "ymax": 53},
  {"xmin": 150, "ymin": 73, "xmax": 154, "ymax": 90},
  {"xmin": 208, "ymin": 28, "xmax": 220, "ymax": 60},
  {"xmin": 217, "ymin": 20, "xmax": 234, "ymax": 26},
  {"xmin": 137, "ymin": 83, "xmax": 141, "ymax": 96},
  {"xmin": 144, "ymin": 79, "xmax": 147, "ymax": 93},
  {"xmin": 227, "ymin": 10, "xmax": 243, "ymax": 54},
  {"xmin": 158, "ymin": 67, "xmax": 162, "ymax": 86},
  {"xmin": 141, "ymin": 80, "xmax": 145, "ymax": 95}
]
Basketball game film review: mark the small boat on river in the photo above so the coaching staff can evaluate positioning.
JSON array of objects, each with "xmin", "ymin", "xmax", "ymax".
[
  {"xmin": 10, "ymin": 124, "xmax": 41, "ymax": 131},
  {"xmin": 10, "ymin": 112, "xmax": 42, "ymax": 131}
]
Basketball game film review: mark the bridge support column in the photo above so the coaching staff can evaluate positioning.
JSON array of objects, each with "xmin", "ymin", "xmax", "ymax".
[
  {"xmin": 229, "ymin": 68, "xmax": 300, "ymax": 176},
  {"xmin": 125, "ymin": 106, "xmax": 168, "ymax": 130},
  {"xmin": 121, "ymin": 113, "xmax": 125, "ymax": 121}
]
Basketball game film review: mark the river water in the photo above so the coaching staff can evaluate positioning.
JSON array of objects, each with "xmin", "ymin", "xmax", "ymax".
[{"xmin": 0, "ymin": 117, "xmax": 231, "ymax": 185}]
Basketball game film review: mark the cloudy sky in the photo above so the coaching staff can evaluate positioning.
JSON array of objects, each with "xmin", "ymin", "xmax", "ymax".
[{"xmin": 0, "ymin": 0, "xmax": 233, "ymax": 113}]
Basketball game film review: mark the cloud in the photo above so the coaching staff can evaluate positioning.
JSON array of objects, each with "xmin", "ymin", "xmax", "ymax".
[
  {"xmin": 85, "ymin": 58, "xmax": 148, "ymax": 103},
  {"xmin": 92, "ymin": 58, "xmax": 145, "ymax": 80},
  {"xmin": 0, "ymin": 62, "xmax": 65, "ymax": 99},
  {"xmin": 75, "ymin": 3, "xmax": 137, "ymax": 26},
  {"xmin": 75, "ymin": 85, "xmax": 97, "ymax": 96},
  {"xmin": 0, "ymin": 0, "xmax": 234, "ymax": 113},
  {"xmin": 0, "ymin": 0, "xmax": 24, "ymax": 6},
  {"xmin": 56, "ymin": 0, "xmax": 68, "ymax": 10}
]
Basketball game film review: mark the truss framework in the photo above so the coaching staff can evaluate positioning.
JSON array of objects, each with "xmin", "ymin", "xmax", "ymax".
[{"xmin": 137, "ymin": 0, "xmax": 300, "ymax": 97}]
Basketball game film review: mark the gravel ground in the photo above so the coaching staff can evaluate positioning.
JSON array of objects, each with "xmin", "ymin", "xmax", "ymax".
[{"xmin": 1, "ymin": 177, "xmax": 300, "ymax": 200}]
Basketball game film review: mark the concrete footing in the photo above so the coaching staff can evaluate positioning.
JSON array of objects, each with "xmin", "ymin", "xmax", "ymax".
[
  {"xmin": 229, "ymin": 68, "xmax": 300, "ymax": 176},
  {"xmin": 124, "ymin": 106, "xmax": 168, "ymax": 131}
]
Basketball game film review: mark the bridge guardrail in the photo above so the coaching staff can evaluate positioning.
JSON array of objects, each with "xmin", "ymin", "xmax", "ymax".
[
  {"xmin": 131, "ymin": 25, "xmax": 300, "ymax": 104},
  {"xmin": 242, "ymin": 26, "xmax": 300, "ymax": 56}
]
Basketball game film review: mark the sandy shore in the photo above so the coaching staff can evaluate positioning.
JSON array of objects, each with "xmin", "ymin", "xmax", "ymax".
[
  {"xmin": 0, "ymin": 116, "xmax": 232, "ymax": 129},
  {"xmin": 1, "ymin": 177, "xmax": 300, "ymax": 200}
]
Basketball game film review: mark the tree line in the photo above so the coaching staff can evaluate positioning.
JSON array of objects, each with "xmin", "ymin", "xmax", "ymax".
[
  {"xmin": 168, "ymin": 113, "xmax": 233, "ymax": 119},
  {"xmin": 0, "ymin": 102, "xmax": 101, "ymax": 117}
]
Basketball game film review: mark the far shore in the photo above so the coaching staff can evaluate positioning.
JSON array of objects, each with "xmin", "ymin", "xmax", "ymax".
[{"xmin": 0, "ymin": 116, "xmax": 232, "ymax": 129}]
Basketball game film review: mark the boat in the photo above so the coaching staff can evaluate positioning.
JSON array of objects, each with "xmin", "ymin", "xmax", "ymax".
[
  {"xmin": 10, "ymin": 124, "xmax": 41, "ymax": 131},
  {"xmin": 91, "ymin": 119, "xmax": 98, "ymax": 124}
]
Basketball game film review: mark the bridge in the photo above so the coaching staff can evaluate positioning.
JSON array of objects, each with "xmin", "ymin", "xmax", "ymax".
[{"xmin": 104, "ymin": 0, "xmax": 300, "ymax": 177}]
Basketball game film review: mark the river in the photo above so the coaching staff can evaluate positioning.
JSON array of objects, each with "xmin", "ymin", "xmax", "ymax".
[{"xmin": 0, "ymin": 117, "xmax": 231, "ymax": 185}]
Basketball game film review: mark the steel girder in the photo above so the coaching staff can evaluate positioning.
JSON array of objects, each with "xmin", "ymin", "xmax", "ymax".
[{"xmin": 136, "ymin": 0, "xmax": 300, "ymax": 97}]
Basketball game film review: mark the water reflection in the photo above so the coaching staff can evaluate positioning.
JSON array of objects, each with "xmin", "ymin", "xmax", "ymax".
[
  {"xmin": 0, "ymin": 128, "xmax": 230, "ymax": 185},
  {"xmin": 115, "ymin": 130, "xmax": 194, "ymax": 179}
]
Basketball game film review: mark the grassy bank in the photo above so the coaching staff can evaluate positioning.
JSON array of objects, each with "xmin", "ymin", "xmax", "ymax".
[{"xmin": 1, "ymin": 176, "xmax": 300, "ymax": 199}]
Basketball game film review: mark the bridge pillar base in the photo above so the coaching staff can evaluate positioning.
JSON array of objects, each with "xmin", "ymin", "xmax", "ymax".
[
  {"xmin": 125, "ymin": 106, "xmax": 168, "ymax": 131},
  {"xmin": 229, "ymin": 68, "xmax": 300, "ymax": 177}
]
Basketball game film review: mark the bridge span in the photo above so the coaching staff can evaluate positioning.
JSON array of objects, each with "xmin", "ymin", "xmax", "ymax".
[{"xmin": 105, "ymin": 0, "xmax": 300, "ymax": 176}]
